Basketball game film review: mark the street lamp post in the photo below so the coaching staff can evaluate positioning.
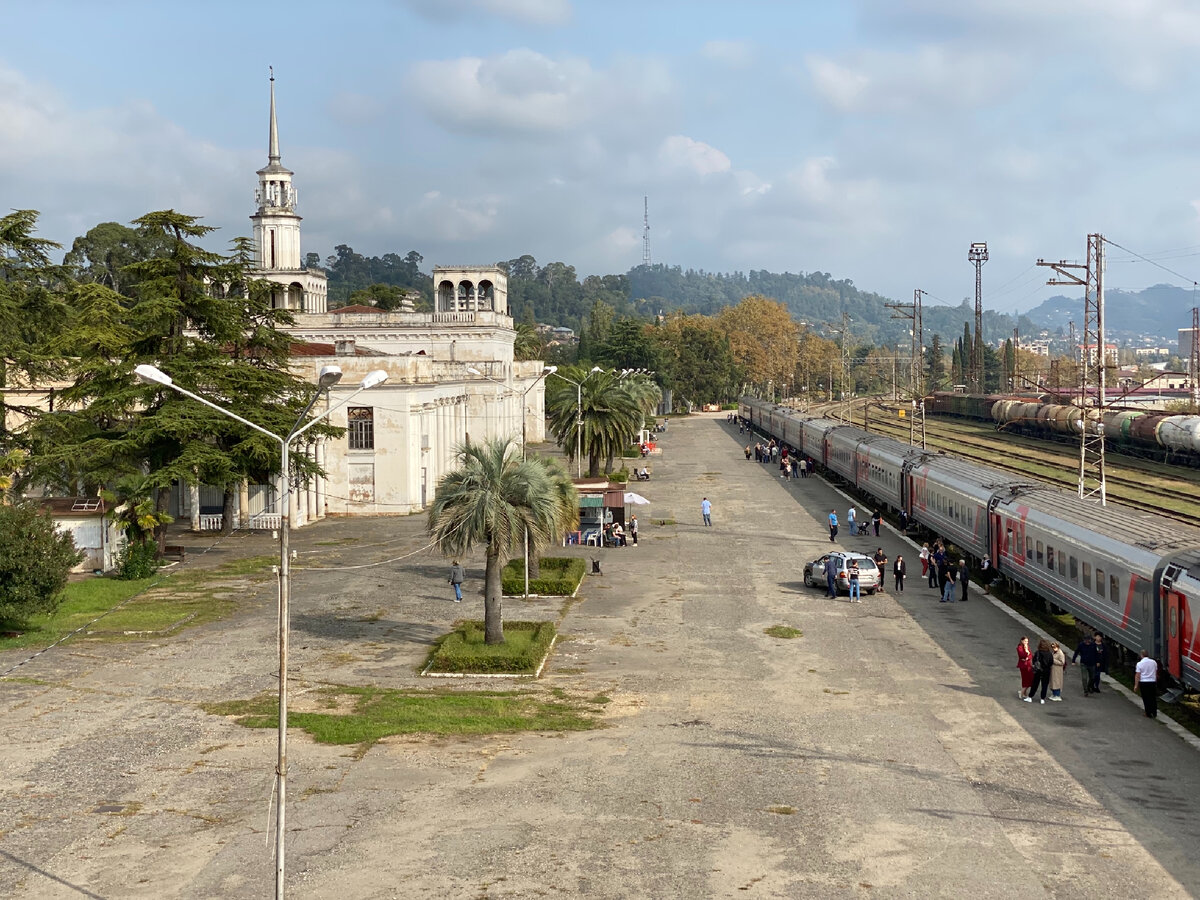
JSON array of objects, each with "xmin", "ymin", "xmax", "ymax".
[
  {"xmin": 133, "ymin": 363, "xmax": 387, "ymax": 899},
  {"xmin": 467, "ymin": 364, "xmax": 558, "ymax": 598}
]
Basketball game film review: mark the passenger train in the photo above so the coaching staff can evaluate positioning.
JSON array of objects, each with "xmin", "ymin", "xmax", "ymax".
[{"xmin": 739, "ymin": 396, "xmax": 1200, "ymax": 692}]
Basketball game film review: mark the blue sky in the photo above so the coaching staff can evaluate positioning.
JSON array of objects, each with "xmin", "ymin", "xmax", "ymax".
[{"xmin": 4, "ymin": 0, "xmax": 1200, "ymax": 316}]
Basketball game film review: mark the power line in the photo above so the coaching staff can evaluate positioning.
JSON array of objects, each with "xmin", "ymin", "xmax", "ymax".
[{"xmin": 1103, "ymin": 237, "xmax": 1199, "ymax": 288}]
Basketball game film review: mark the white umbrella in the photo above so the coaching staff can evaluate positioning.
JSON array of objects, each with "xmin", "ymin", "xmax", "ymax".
[{"xmin": 624, "ymin": 491, "xmax": 651, "ymax": 505}]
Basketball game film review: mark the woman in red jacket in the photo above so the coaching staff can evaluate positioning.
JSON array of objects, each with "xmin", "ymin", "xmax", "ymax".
[{"xmin": 1016, "ymin": 636, "xmax": 1034, "ymax": 702}]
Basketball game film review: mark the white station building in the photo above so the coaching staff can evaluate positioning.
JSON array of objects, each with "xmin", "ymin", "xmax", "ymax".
[{"xmin": 176, "ymin": 77, "xmax": 547, "ymax": 530}]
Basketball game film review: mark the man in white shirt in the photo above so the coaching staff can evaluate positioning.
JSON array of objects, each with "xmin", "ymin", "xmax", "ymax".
[{"xmin": 1133, "ymin": 650, "xmax": 1159, "ymax": 719}]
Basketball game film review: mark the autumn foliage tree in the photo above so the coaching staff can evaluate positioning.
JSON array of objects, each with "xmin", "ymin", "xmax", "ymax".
[{"xmin": 716, "ymin": 295, "xmax": 799, "ymax": 391}]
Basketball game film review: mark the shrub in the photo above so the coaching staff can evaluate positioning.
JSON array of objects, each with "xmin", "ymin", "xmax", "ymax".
[
  {"xmin": 502, "ymin": 556, "xmax": 586, "ymax": 596},
  {"xmin": 605, "ymin": 467, "xmax": 630, "ymax": 483},
  {"xmin": 425, "ymin": 620, "xmax": 557, "ymax": 673},
  {"xmin": 0, "ymin": 502, "xmax": 84, "ymax": 626},
  {"xmin": 116, "ymin": 540, "xmax": 160, "ymax": 580}
]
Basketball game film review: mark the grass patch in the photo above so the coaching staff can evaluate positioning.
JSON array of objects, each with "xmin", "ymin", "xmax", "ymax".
[
  {"xmin": 424, "ymin": 620, "xmax": 557, "ymax": 674},
  {"xmin": 0, "ymin": 555, "xmax": 275, "ymax": 649},
  {"xmin": 656, "ymin": 519, "xmax": 676, "ymax": 526},
  {"xmin": 764, "ymin": 625, "xmax": 803, "ymax": 639},
  {"xmin": 766, "ymin": 805, "xmax": 796, "ymax": 815},
  {"xmin": 203, "ymin": 683, "xmax": 601, "ymax": 747},
  {"xmin": 502, "ymin": 557, "xmax": 585, "ymax": 596}
]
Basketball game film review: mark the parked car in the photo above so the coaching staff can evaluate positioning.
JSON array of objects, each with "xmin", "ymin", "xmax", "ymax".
[{"xmin": 803, "ymin": 552, "xmax": 880, "ymax": 595}]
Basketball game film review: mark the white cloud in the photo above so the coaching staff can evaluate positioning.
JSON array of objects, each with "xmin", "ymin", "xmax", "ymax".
[
  {"xmin": 657, "ymin": 135, "xmax": 731, "ymax": 177},
  {"xmin": 397, "ymin": 0, "xmax": 571, "ymax": 26},
  {"xmin": 701, "ymin": 39, "xmax": 754, "ymax": 68}
]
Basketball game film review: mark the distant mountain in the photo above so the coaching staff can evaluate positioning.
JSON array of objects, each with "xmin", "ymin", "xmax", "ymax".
[{"xmin": 1023, "ymin": 283, "xmax": 1196, "ymax": 343}]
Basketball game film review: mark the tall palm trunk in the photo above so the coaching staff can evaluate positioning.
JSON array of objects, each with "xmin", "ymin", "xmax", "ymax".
[{"xmin": 484, "ymin": 548, "xmax": 504, "ymax": 644}]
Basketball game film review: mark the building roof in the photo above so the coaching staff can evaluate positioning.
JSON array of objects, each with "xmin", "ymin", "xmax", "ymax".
[
  {"xmin": 329, "ymin": 305, "xmax": 380, "ymax": 314},
  {"xmin": 289, "ymin": 341, "xmax": 388, "ymax": 357},
  {"xmin": 39, "ymin": 497, "xmax": 107, "ymax": 517}
]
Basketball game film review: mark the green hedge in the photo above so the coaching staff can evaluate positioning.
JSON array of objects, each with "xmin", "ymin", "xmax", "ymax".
[
  {"xmin": 502, "ymin": 556, "xmax": 586, "ymax": 596},
  {"xmin": 425, "ymin": 620, "xmax": 557, "ymax": 673}
]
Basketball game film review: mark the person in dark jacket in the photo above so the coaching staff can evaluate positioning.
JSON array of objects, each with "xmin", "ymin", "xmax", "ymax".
[
  {"xmin": 1072, "ymin": 632, "xmax": 1106, "ymax": 695},
  {"xmin": 957, "ymin": 559, "xmax": 970, "ymax": 602},
  {"xmin": 893, "ymin": 555, "xmax": 906, "ymax": 592},
  {"xmin": 1029, "ymin": 638, "xmax": 1055, "ymax": 703},
  {"xmin": 873, "ymin": 548, "xmax": 888, "ymax": 590},
  {"xmin": 449, "ymin": 561, "xmax": 465, "ymax": 603}
]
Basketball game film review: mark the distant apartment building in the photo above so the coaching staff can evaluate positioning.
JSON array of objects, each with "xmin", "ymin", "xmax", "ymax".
[{"xmin": 1077, "ymin": 343, "xmax": 1118, "ymax": 366}]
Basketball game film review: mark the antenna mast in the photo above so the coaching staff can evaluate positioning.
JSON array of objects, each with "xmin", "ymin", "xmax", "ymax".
[{"xmin": 642, "ymin": 196, "xmax": 652, "ymax": 267}]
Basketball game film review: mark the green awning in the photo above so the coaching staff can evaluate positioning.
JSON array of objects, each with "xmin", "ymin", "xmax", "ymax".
[{"xmin": 579, "ymin": 496, "xmax": 603, "ymax": 507}]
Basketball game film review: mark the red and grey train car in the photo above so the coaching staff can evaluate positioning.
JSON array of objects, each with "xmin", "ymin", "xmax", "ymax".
[{"xmin": 738, "ymin": 397, "xmax": 1200, "ymax": 690}]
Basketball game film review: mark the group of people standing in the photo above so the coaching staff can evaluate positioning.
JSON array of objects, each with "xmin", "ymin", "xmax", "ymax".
[
  {"xmin": 918, "ymin": 540, "xmax": 972, "ymax": 603},
  {"xmin": 1016, "ymin": 636, "xmax": 1068, "ymax": 702},
  {"xmin": 745, "ymin": 438, "xmax": 815, "ymax": 481},
  {"xmin": 1014, "ymin": 630, "xmax": 1159, "ymax": 720}
]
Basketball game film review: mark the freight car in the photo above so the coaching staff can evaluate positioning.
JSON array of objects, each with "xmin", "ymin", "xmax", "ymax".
[{"xmin": 738, "ymin": 396, "xmax": 1200, "ymax": 692}]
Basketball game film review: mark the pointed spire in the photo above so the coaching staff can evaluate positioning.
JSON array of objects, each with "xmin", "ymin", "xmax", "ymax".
[{"xmin": 268, "ymin": 66, "xmax": 280, "ymax": 165}]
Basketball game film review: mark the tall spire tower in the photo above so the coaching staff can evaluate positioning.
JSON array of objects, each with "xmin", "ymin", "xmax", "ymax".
[{"xmin": 250, "ymin": 68, "xmax": 326, "ymax": 313}]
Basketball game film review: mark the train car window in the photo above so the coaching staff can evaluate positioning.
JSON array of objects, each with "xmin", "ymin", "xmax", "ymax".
[
  {"xmin": 1070, "ymin": 556, "xmax": 1078, "ymax": 580},
  {"xmin": 1036, "ymin": 541, "xmax": 1044, "ymax": 564},
  {"xmin": 1082, "ymin": 562, "xmax": 1091, "ymax": 590},
  {"xmin": 1058, "ymin": 553, "xmax": 1066, "ymax": 577},
  {"xmin": 1171, "ymin": 606, "xmax": 1178, "ymax": 638},
  {"xmin": 1137, "ymin": 579, "xmax": 1151, "ymax": 623},
  {"xmin": 1111, "ymin": 575, "xmax": 1120, "ymax": 603},
  {"xmin": 1046, "ymin": 546, "xmax": 1054, "ymax": 570},
  {"xmin": 1026, "ymin": 537, "xmax": 1033, "ymax": 561},
  {"xmin": 1095, "ymin": 568, "xmax": 1104, "ymax": 598}
]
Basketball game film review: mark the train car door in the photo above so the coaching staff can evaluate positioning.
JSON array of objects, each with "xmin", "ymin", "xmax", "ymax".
[{"xmin": 1161, "ymin": 565, "xmax": 1184, "ymax": 679}]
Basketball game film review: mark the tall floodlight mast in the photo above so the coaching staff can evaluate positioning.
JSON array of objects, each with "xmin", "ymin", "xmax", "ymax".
[{"xmin": 968, "ymin": 242, "xmax": 988, "ymax": 393}]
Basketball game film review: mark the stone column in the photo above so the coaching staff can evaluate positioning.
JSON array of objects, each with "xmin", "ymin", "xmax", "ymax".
[
  {"xmin": 189, "ymin": 482, "xmax": 201, "ymax": 532},
  {"xmin": 238, "ymin": 480, "xmax": 250, "ymax": 527}
]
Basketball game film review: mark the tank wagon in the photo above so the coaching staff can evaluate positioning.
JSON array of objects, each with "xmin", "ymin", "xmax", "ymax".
[{"xmin": 738, "ymin": 396, "xmax": 1200, "ymax": 691}]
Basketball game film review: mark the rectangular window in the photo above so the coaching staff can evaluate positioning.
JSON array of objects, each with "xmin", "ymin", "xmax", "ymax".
[
  {"xmin": 1070, "ymin": 556, "xmax": 1078, "ymax": 581},
  {"xmin": 1047, "ymin": 546, "xmax": 1055, "ymax": 570},
  {"xmin": 1036, "ymin": 541, "xmax": 1044, "ymax": 564},
  {"xmin": 1095, "ymin": 568, "xmax": 1104, "ymax": 598},
  {"xmin": 1082, "ymin": 562, "xmax": 1091, "ymax": 590},
  {"xmin": 1111, "ymin": 575, "xmax": 1121, "ymax": 604},
  {"xmin": 347, "ymin": 406, "xmax": 375, "ymax": 450},
  {"xmin": 1026, "ymin": 537, "xmax": 1033, "ymax": 560},
  {"xmin": 1058, "ymin": 551, "xmax": 1066, "ymax": 577}
]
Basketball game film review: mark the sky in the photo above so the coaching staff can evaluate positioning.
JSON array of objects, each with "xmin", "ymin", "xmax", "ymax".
[{"xmin": 4, "ymin": 0, "xmax": 1200, "ymax": 315}]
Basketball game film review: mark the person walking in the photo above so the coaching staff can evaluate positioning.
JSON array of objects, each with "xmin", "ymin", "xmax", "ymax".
[
  {"xmin": 847, "ymin": 506, "xmax": 857, "ymax": 535},
  {"xmin": 919, "ymin": 543, "xmax": 930, "ymax": 580},
  {"xmin": 1029, "ymin": 638, "xmax": 1054, "ymax": 704},
  {"xmin": 957, "ymin": 559, "xmax": 970, "ymax": 602},
  {"xmin": 872, "ymin": 509, "xmax": 882, "ymax": 537},
  {"xmin": 1091, "ymin": 633, "xmax": 1108, "ymax": 694},
  {"xmin": 893, "ymin": 555, "xmax": 906, "ymax": 592},
  {"xmin": 1017, "ymin": 636, "xmax": 1034, "ymax": 701},
  {"xmin": 1134, "ymin": 650, "xmax": 1159, "ymax": 718},
  {"xmin": 980, "ymin": 554, "xmax": 995, "ymax": 594},
  {"xmin": 873, "ymin": 548, "xmax": 888, "ymax": 590},
  {"xmin": 828, "ymin": 509, "xmax": 839, "ymax": 542},
  {"xmin": 449, "ymin": 560, "xmax": 466, "ymax": 603},
  {"xmin": 629, "ymin": 515, "xmax": 639, "ymax": 547},
  {"xmin": 847, "ymin": 558, "xmax": 861, "ymax": 602},
  {"xmin": 929, "ymin": 547, "xmax": 942, "ymax": 589},
  {"xmin": 700, "ymin": 497, "xmax": 712, "ymax": 527},
  {"xmin": 1049, "ymin": 641, "xmax": 1067, "ymax": 701},
  {"xmin": 825, "ymin": 558, "xmax": 838, "ymax": 599}
]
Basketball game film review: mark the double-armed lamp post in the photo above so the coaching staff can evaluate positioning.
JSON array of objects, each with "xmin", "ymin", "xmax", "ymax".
[
  {"xmin": 548, "ymin": 366, "xmax": 602, "ymax": 478},
  {"xmin": 133, "ymin": 363, "xmax": 388, "ymax": 899},
  {"xmin": 466, "ymin": 364, "xmax": 558, "ymax": 599}
]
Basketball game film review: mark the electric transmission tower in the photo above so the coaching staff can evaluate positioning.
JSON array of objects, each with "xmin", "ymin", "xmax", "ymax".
[
  {"xmin": 1037, "ymin": 234, "xmax": 1106, "ymax": 505},
  {"xmin": 968, "ymin": 242, "xmax": 988, "ymax": 393},
  {"xmin": 1192, "ymin": 306, "xmax": 1199, "ymax": 408},
  {"xmin": 642, "ymin": 196, "xmax": 651, "ymax": 267},
  {"xmin": 886, "ymin": 289, "xmax": 924, "ymax": 446}
]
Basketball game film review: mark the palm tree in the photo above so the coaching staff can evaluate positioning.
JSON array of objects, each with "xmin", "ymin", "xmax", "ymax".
[
  {"xmin": 428, "ymin": 437, "xmax": 578, "ymax": 644},
  {"xmin": 546, "ymin": 367, "xmax": 643, "ymax": 477}
]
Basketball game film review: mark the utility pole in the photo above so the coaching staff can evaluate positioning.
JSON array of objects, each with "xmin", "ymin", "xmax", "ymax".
[
  {"xmin": 1037, "ymin": 234, "xmax": 1106, "ymax": 504},
  {"xmin": 1191, "ymin": 306, "xmax": 1199, "ymax": 408},
  {"xmin": 887, "ymin": 290, "xmax": 924, "ymax": 445},
  {"xmin": 824, "ymin": 312, "xmax": 851, "ymax": 421},
  {"xmin": 969, "ymin": 242, "xmax": 988, "ymax": 392}
]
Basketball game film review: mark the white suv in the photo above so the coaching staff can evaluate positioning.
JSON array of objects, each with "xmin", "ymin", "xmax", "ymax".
[{"xmin": 803, "ymin": 552, "xmax": 880, "ymax": 595}]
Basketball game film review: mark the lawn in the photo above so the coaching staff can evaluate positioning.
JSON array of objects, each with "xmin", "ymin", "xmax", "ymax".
[
  {"xmin": 204, "ymin": 684, "xmax": 604, "ymax": 748},
  {"xmin": 424, "ymin": 620, "xmax": 558, "ymax": 674},
  {"xmin": 0, "ymin": 555, "xmax": 276, "ymax": 650}
]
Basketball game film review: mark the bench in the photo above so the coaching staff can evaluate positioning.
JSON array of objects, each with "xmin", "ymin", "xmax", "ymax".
[{"xmin": 163, "ymin": 544, "xmax": 188, "ymax": 563}]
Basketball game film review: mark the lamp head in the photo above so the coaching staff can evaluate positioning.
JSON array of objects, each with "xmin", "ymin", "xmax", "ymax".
[
  {"xmin": 360, "ymin": 370, "xmax": 388, "ymax": 389},
  {"xmin": 466, "ymin": 366, "xmax": 482, "ymax": 375},
  {"xmin": 542, "ymin": 365, "xmax": 558, "ymax": 375},
  {"xmin": 134, "ymin": 364, "xmax": 172, "ymax": 387},
  {"xmin": 317, "ymin": 365, "xmax": 344, "ymax": 389},
  {"xmin": 590, "ymin": 366, "xmax": 603, "ymax": 373}
]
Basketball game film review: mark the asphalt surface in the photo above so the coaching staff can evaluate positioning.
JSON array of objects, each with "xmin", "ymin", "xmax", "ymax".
[{"xmin": 1, "ymin": 413, "xmax": 1198, "ymax": 898}]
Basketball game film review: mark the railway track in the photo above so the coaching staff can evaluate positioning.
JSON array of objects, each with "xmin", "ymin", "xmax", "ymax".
[{"xmin": 848, "ymin": 402, "xmax": 1200, "ymax": 526}]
